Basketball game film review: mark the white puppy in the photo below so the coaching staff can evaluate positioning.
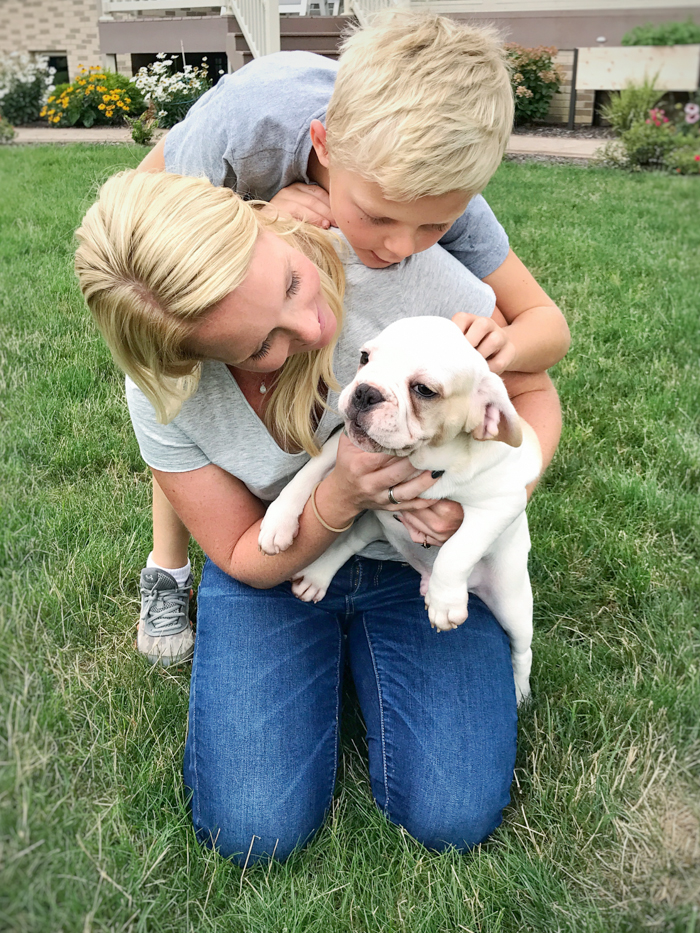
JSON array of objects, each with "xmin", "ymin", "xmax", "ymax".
[{"xmin": 258, "ymin": 317, "xmax": 541, "ymax": 703}]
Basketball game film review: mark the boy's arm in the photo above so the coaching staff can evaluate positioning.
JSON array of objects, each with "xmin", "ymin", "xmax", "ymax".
[
  {"xmin": 137, "ymin": 135, "xmax": 167, "ymax": 172},
  {"xmin": 482, "ymin": 249, "xmax": 570, "ymax": 373}
]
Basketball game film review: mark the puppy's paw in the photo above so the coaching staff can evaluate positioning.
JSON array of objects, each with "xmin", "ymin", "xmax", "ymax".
[
  {"xmin": 419, "ymin": 572, "xmax": 431, "ymax": 598},
  {"xmin": 291, "ymin": 569, "xmax": 331, "ymax": 603},
  {"xmin": 258, "ymin": 504, "xmax": 301, "ymax": 555},
  {"xmin": 425, "ymin": 585, "xmax": 469, "ymax": 632}
]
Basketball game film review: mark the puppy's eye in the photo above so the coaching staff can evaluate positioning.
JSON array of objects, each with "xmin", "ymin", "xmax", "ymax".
[
  {"xmin": 359, "ymin": 351, "xmax": 369, "ymax": 365},
  {"xmin": 412, "ymin": 383, "xmax": 438, "ymax": 399}
]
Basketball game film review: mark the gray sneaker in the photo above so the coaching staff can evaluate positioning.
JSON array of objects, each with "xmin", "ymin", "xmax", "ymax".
[{"xmin": 137, "ymin": 568, "xmax": 195, "ymax": 666}]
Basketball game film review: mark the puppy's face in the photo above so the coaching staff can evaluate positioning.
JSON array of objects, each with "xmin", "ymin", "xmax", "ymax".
[{"xmin": 339, "ymin": 317, "xmax": 521, "ymax": 455}]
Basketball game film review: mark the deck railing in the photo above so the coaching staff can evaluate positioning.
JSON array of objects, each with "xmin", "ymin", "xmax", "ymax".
[
  {"xmin": 229, "ymin": 0, "xmax": 280, "ymax": 56},
  {"xmin": 101, "ymin": 0, "xmax": 281, "ymax": 58},
  {"xmin": 346, "ymin": 0, "xmax": 405, "ymax": 27},
  {"xmin": 102, "ymin": 0, "xmax": 229, "ymax": 13}
]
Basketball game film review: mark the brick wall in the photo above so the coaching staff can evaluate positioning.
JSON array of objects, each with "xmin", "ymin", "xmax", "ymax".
[
  {"xmin": 0, "ymin": 0, "xmax": 102, "ymax": 82},
  {"xmin": 543, "ymin": 50, "xmax": 595, "ymax": 125}
]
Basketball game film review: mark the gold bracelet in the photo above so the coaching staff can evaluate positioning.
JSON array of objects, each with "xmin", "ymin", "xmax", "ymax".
[{"xmin": 311, "ymin": 482, "xmax": 355, "ymax": 534}]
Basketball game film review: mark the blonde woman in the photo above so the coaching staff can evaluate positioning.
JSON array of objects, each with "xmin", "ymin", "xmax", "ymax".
[{"xmin": 76, "ymin": 169, "xmax": 517, "ymax": 864}]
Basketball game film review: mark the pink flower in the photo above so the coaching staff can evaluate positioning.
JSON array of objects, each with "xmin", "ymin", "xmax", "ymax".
[
  {"xmin": 695, "ymin": 154, "xmax": 700, "ymax": 161},
  {"xmin": 685, "ymin": 102, "xmax": 700, "ymax": 124}
]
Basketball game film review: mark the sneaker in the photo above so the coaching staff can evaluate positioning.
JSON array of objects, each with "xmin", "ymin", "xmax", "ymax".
[{"xmin": 137, "ymin": 568, "xmax": 195, "ymax": 666}]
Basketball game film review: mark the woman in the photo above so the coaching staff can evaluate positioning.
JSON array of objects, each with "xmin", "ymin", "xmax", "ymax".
[{"xmin": 75, "ymin": 169, "xmax": 517, "ymax": 865}]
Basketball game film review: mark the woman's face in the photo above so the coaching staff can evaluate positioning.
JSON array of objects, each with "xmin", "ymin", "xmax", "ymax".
[{"xmin": 187, "ymin": 231, "xmax": 336, "ymax": 373}]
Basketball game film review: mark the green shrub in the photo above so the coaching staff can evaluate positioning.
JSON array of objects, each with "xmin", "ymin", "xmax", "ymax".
[
  {"xmin": 619, "ymin": 120, "xmax": 677, "ymax": 168},
  {"xmin": 622, "ymin": 18, "xmax": 700, "ymax": 46},
  {"xmin": 665, "ymin": 146, "xmax": 700, "ymax": 174},
  {"xmin": 0, "ymin": 52, "xmax": 54, "ymax": 125},
  {"xmin": 125, "ymin": 107, "xmax": 156, "ymax": 145},
  {"xmin": 505, "ymin": 45, "xmax": 563, "ymax": 124},
  {"xmin": 600, "ymin": 77, "xmax": 663, "ymax": 135},
  {"xmin": 0, "ymin": 114, "xmax": 15, "ymax": 144},
  {"xmin": 42, "ymin": 66, "xmax": 144, "ymax": 127}
]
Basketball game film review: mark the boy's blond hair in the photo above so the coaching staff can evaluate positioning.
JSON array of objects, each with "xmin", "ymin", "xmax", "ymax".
[
  {"xmin": 75, "ymin": 170, "xmax": 345, "ymax": 456},
  {"xmin": 325, "ymin": 11, "xmax": 513, "ymax": 201}
]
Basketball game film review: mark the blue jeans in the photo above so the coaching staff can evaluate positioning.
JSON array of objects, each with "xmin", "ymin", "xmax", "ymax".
[{"xmin": 184, "ymin": 556, "xmax": 517, "ymax": 864}]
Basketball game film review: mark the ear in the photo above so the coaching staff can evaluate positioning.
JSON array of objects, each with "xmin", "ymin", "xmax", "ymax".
[
  {"xmin": 309, "ymin": 120, "xmax": 330, "ymax": 168},
  {"xmin": 470, "ymin": 371, "xmax": 522, "ymax": 447}
]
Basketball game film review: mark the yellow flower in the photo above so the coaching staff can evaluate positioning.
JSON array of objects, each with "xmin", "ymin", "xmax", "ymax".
[
  {"xmin": 102, "ymin": 95, "xmax": 110, "ymax": 103},
  {"xmin": 106, "ymin": 110, "xmax": 114, "ymax": 118},
  {"xmin": 78, "ymin": 79, "xmax": 86, "ymax": 86},
  {"xmin": 97, "ymin": 86, "xmax": 107, "ymax": 93},
  {"xmin": 98, "ymin": 103, "xmax": 106, "ymax": 110},
  {"xmin": 124, "ymin": 97, "xmax": 131, "ymax": 104},
  {"xmin": 40, "ymin": 107, "xmax": 47, "ymax": 116}
]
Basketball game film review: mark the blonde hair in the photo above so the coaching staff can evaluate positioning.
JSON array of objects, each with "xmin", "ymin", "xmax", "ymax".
[
  {"xmin": 75, "ymin": 170, "xmax": 345, "ymax": 456},
  {"xmin": 325, "ymin": 11, "xmax": 514, "ymax": 201}
]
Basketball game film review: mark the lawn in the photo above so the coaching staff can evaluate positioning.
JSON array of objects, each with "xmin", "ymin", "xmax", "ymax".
[{"xmin": 1, "ymin": 145, "xmax": 699, "ymax": 933}]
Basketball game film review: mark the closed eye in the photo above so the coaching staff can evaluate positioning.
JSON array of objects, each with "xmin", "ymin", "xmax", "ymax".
[
  {"xmin": 249, "ymin": 340, "xmax": 271, "ymax": 361},
  {"xmin": 286, "ymin": 271, "xmax": 301, "ymax": 298}
]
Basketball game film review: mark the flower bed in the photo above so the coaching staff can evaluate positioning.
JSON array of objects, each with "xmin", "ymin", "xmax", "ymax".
[
  {"xmin": 506, "ymin": 45, "xmax": 563, "ymax": 125},
  {"xmin": 596, "ymin": 89, "xmax": 700, "ymax": 174},
  {"xmin": 41, "ymin": 66, "xmax": 144, "ymax": 127},
  {"xmin": 0, "ymin": 52, "xmax": 55, "ymax": 125},
  {"xmin": 133, "ymin": 54, "xmax": 211, "ymax": 128}
]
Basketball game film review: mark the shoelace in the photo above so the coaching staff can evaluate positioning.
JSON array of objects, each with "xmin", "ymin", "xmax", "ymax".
[{"xmin": 142, "ymin": 584, "xmax": 190, "ymax": 635}]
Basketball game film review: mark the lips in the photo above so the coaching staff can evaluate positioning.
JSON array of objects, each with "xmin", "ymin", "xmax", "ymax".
[
  {"xmin": 346, "ymin": 420, "xmax": 383, "ymax": 452},
  {"xmin": 369, "ymin": 250, "xmax": 396, "ymax": 266}
]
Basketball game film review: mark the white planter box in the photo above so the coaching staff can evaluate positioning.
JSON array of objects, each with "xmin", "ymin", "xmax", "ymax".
[{"xmin": 576, "ymin": 45, "xmax": 700, "ymax": 92}]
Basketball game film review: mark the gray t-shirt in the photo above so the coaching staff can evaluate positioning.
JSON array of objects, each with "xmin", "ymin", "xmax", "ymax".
[
  {"xmin": 164, "ymin": 51, "xmax": 509, "ymax": 281},
  {"xmin": 126, "ymin": 237, "xmax": 495, "ymax": 561}
]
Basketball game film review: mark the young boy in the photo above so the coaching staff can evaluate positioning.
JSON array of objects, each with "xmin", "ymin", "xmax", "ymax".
[{"xmin": 135, "ymin": 11, "xmax": 570, "ymax": 665}]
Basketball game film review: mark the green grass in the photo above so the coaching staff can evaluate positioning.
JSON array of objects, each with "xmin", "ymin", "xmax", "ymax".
[{"xmin": 1, "ymin": 146, "xmax": 699, "ymax": 932}]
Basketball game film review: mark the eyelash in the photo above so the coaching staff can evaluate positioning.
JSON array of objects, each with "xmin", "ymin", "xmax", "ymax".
[
  {"xmin": 250, "ymin": 340, "xmax": 271, "ymax": 361},
  {"xmin": 362, "ymin": 212, "xmax": 448, "ymax": 233},
  {"xmin": 287, "ymin": 271, "xmax": 301, "ymax": 297}
]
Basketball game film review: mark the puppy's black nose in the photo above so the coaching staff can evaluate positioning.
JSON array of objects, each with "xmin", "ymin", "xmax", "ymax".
[{"xmin": 353, "ymin": 383, "xmax": 384, "ymax": 411}]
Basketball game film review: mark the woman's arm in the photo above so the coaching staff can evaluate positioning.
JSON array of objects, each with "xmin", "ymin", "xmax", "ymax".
[{"xmin": 153, "ymin": 434, "xmax": 441, "ymax": 589}]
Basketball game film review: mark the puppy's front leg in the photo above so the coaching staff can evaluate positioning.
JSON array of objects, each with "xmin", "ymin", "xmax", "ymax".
[
  {"xmin": 292, "ymin": 512, "xmax": 383, "ymax": 602},
  {"xmin": 425, "ymin": 499, "xmax": 523, "ymax": 631},
  {"xmin": 258, "ymin": 432, "xmax": 341, "ymax": 555}
]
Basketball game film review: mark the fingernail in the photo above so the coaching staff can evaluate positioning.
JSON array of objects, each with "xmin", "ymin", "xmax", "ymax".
[
  {"xmin": 431, "ymin": 470, "xmax": 444, "ymax": 478},
  {"xmin": 394, "ymin": 515, "xmax": 402, "ymax": 522}
]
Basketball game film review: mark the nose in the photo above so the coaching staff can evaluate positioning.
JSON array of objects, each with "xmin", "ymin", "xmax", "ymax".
[
  {"xmin": 383, "ymin": 229, "xmax": 416, "ymax": 261},
  {"xmin": 288, "ymin": 301, "xmax": 321, "ymax": 345},
  {"xmin": 353, "ymin": 383, "xmax": 384, "ymax": 411}
]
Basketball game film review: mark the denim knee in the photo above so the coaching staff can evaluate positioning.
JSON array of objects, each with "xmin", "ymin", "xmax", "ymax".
[
  {"xmin": 189, "ymin": 794, "xmax": 326, "ymax": 865},
  {"xmin": 384, "ymin": 777, "xmax": 511, "ymax": 852}
]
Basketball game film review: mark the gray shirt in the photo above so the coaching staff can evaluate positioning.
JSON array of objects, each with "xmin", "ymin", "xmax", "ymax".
[
  {"xmin": 126, "ymin": 237, "xmax": 495, "ymax": 561},
  {"xmin": 164, "ymin": 51, "xmax": 510, "ymax": 281}
]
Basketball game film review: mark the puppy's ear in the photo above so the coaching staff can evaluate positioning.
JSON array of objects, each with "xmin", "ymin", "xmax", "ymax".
[{"xmin": 470, "ymin": 372, "xmax": 522, "ymax": 447}]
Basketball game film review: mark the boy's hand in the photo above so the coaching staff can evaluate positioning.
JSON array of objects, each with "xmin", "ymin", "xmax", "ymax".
[
  {"xmin": 268, "ymin": 183, "xmax": 336, "ymax": 229},
  {"xmin": 452, "ymin": 311, "xmax": 516, "ymax": 375}
]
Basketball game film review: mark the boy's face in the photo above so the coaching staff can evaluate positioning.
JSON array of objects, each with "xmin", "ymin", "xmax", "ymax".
[{"xmin": 328, "ymin": 167, "xmax": 470, "ymax": 268}]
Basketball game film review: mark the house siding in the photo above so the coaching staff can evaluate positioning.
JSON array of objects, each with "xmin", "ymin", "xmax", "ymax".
[{"xmin": 0, "ymin": 0, "xmax": 103, "ymax": 82}]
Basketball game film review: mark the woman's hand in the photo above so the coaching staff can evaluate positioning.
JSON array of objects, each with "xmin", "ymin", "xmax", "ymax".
[
  {"xmin": 452, "ymin": 311, "xmax": 516, "ymax": 375},
  {"xmin": 267, "ymin": 183, "xmax": 336, "ymax": 229},
  {"xmin": 395, "ymin": 499, "xmax": 464, "ymax": 547},
  {"xmin": 321, "ymin": 432, "xmax": 440, "ymax": 518}
]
